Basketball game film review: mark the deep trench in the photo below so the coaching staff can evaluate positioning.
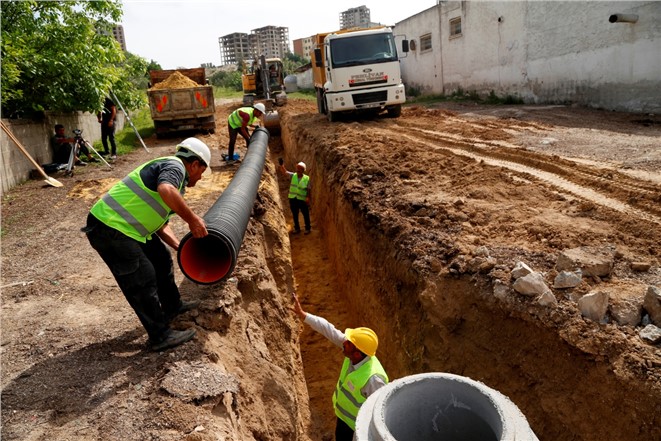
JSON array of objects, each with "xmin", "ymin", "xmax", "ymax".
[{"xmin": 268, "ymin": 114, "xmax": 661, "ymax": 441}]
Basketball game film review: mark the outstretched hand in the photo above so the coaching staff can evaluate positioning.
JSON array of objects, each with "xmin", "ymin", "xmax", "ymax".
[{"xmin": 291, "ymin": 292, "xmax": 306, "ymax": 320}]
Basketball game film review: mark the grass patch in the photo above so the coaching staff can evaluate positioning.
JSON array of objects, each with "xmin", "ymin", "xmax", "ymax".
[
  {"xmin": 406, "ymin": 88, "xmax": 524, "ymax": 106},
  {"xmin": 214, "ymin": 87, "xmax": 243, "ymax": 99}
]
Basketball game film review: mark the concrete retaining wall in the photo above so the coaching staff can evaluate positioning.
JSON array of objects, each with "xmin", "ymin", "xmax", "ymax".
[{"xmin": 1, "ymin": 112, "xmax": 125, "ymax": 195}]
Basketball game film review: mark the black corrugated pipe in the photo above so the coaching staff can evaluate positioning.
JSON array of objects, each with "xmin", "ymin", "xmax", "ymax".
[{"xmin": 177, "ymin": 127, "xmax": 270, "ymax": 284}]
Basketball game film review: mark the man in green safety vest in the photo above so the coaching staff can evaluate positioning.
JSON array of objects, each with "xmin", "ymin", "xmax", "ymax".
[
  {"xmin": 291, "ymin": 292, "xmax": 389, "ymax": 440},
  {"xmin": 82, "ymin": 138, "xmax": 211, "ymax": 352},
  {"xmin": 278, "ymin": 160, "xmax": 311, "ymax": 234},
  {"xmin": 225, "ymin": 103, "xmax": 265, "ymax": 163}
]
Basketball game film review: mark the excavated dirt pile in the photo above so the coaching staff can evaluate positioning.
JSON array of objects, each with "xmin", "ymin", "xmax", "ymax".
[{"xmin": 2, "ymin": 98, "xmax": 661, "ymax": 441}]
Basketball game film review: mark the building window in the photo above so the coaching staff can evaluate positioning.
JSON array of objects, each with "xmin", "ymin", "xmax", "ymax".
[
  {"xmin": 420, "ymin": 33, "xmax": 432, "ymax": 52},
  {"xmin": 450, "ymin": 17, "xmax": 462, "ymax": 38}
]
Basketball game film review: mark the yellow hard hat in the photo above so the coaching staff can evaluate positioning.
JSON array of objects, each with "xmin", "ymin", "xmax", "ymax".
[{"xmin": 345, "ymin": 327, "xmax": 378, "ymax": 356}]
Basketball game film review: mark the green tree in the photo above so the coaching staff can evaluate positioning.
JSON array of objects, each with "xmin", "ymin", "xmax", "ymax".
[
  {"xmin": 0, "ymin": 0, "xmax": 135, "ymax": 118},
  {"xmin": 112, "ymin": 51, "xmax": 149, "ymax": 109},
  {"xmin": 282, "ymin": 52, "xmax": 308, "ymax": 77},
  {"xmin": 209, "ymin": 70, "xmax": 242, "ymax": 91},
  {"xmin": 146, "ymin": 59, "xmax": 162, "ymax": 72}
]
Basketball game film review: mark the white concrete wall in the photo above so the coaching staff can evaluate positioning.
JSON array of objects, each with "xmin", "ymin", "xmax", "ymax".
[
  {"xmin": 1, "ymin": 112, "xmax": 125, "ymax": 195},
  {"xmin": 397, "ymin": 1, "xmax": 661, "ymax": 113}
]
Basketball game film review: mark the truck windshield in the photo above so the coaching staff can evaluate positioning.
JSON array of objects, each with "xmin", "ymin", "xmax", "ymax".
[{"xmin": 329, "ymin": 33, "xmax": 398, "ymax": 68}]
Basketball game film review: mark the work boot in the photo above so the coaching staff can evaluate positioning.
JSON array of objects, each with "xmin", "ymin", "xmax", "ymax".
[
  {"xmin": 166, "ymin": 299, "xmax": 201, "ymax": 322},
  {"xmin": 150, "ymin": 328, "xmax": 196, "ymax": 352}
]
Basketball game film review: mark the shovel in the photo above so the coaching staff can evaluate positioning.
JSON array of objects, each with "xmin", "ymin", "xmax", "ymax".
[{"xmin": 1, "ymin": 121, "xmax": 64, "ymax": 188}]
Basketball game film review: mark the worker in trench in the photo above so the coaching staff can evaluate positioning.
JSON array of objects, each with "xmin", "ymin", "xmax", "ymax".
[
  {"xmin": 224, "ymin": 102, "xmax": 265, "ymax": 164},
  {"xmin": 278, "ymin": 160, "xmax": 311, "ymax": 234},
  {"xmin": 291, "ymin": 292, "xmax": 389, "ymax": 440},
  {"xmin": 82, "ymin": 138, "xmax": 211, "ymax": 352}
]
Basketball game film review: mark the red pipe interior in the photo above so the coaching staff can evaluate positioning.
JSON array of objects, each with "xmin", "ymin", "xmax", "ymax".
[{"xmin": 179, "ymin": 235, "xmax": 233, "ymax": 284}]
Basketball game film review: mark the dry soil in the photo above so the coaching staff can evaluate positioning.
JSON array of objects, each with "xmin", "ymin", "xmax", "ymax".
[{"xmin": 2, "ymin": 98, "xmax": 660, "ymax": 441}]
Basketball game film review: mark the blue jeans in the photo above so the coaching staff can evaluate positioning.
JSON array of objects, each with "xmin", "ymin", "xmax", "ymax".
[{"xmin": 84, "ymin": 214, "xmax": 180, "ymax": 342}]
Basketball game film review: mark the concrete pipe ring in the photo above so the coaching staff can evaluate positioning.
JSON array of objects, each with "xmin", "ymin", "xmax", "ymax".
[{"xmin": 354, "ymin": 372, "xmax": 538, "ymax": 441}]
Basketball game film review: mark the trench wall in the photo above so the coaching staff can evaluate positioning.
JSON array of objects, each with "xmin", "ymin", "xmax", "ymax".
[{"xmin": 278, "ymin": 108, "xmax": 661, "ymax": 441}]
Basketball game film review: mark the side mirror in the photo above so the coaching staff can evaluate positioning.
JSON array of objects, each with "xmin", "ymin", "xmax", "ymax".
[{"xmin": 402, "ymin": 40, "xmax": 409, "ymax": 53}]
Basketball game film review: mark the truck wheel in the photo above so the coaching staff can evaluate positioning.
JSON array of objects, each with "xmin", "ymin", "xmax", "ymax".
[
  {"xmin": 387, "ymin": 105, "xmax": 402, "ymax": 118},
  {"xmin": 327, "ymin": 110, "xmax": 337, "ymax": 122}
]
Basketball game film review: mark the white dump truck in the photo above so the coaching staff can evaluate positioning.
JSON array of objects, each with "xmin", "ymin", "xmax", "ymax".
[{"xmin": 311, "ymin": 27, "xmax": 408, "ymax": 121}]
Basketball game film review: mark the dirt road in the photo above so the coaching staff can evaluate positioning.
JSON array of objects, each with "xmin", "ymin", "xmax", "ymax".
[{"xmin": 2, "ymin": 98, "xmax": 660, "ymax": 440}]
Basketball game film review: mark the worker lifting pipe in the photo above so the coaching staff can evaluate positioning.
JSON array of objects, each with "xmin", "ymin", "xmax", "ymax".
[{"xmin": 177, "ymin": 127, "xmax": 270, "ymax": 284}]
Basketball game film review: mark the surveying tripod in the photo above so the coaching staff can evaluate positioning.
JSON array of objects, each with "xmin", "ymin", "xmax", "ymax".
[{"xmin": 65, "ymin": 129, "xmax": 113, "ymax": 176}]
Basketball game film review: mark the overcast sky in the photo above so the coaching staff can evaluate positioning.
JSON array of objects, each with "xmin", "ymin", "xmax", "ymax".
[{"xmin": 121, "ymin": 0, "xmax": 437, "ymax": 69}]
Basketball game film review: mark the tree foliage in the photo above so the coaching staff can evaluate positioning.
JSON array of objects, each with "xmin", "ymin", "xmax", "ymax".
[
  {"xmin": 1, "ymin": 0, "xmax": 145, "ymax": 118},
  {"xmin": 209, "ymin": 70, "xmax": 243, "ymax": 91}
]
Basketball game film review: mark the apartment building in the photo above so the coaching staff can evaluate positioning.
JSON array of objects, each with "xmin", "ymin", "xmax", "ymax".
[
  {"xmin": 340, "ymin": 5, "xmax": 371, "ymax": 29},
  {"xmin": 219, "ymin": 26, "xmax": 289, "ymax": 67}
]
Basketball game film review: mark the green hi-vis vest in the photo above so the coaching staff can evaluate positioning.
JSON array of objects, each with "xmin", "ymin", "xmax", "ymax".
[
  {"xmin": 332, "ymin": 356, "xmax": 388, "ymax": 431},
  {"xmin": 288, "ymin": 174, "xmax": 309, "ymax": 201},
  {"xmin": 90, "ymin": 156, "xmax": 185, "ymax": 242},
  {"xmin": 228, "ymin": 107, "xmax": 258, "ymax": 129}
]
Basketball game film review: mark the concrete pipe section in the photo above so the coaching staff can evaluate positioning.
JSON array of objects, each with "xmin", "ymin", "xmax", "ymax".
[
  {"xmin": 354, "ymin": 373, "xmax": 539, "ymax": 441},
  {"xmin": 177, "ymin": 127, "xmax": 270, "ymax": 284}
]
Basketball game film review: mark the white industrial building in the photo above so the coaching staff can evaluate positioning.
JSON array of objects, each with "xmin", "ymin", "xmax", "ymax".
[{"xmin": 395, "ymin": 1, "xmax": 661, "ymax": 113}]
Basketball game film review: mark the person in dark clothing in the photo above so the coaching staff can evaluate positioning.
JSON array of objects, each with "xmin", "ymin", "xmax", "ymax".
[
  {"xmin": 83, "ymin": 138, "xmax": 211, "ymax": 352},
  {"xmin": 97, "ymin": 96, "xmax": 117, "ymax": 159},
  {"xmin": 50, "ymin": 124, "xmax": 96, "ymax": 165}
]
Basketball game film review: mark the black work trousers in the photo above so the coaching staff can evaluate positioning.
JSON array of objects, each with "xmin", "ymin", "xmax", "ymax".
[
  {"xmin": 101, "ymin": 123, "xmax": 116, "ymax": 155},
  {"xmin": 289, "ymin": 198, "xmax": 310, "ymax": 232},
  {"xmin": 227, "ymin": 122, "xmax": 250, "ymax": 159},
  {"xmin": 335, "ymin": 417, "xmax": 354, "ymax": 441},
  {"xmin": 85, "ymin": 215, "xmax": 180, "ymax": 343}
]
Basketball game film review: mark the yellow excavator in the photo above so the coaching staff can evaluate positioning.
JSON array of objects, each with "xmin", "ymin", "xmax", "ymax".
[{"xmin": 241, "ymin": 56, "xmax": 287, "ymax": 130}]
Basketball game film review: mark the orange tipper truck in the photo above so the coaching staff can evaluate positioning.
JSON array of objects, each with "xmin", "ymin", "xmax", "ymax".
[
  {"xmin": 148, "ymin": 68, "xmax": 216, "ymax": 137},
  {"xmin": 311, "ymin": 27, "xmax": 408, "ymax": 121}
]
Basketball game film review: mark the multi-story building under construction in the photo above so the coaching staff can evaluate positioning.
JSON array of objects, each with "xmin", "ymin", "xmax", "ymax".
[
  {"xmin": 218, "ymin": 33, "xmax": 255, "ymax": 66},
  {"xmin": 219, "ymin": 26, "xmax": 289, "ymax": 67},
  {"xmin": 340, "ymin": 5, "xmax": 371, "ymax": 29}
]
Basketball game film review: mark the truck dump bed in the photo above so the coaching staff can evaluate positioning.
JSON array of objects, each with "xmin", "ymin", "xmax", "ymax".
[{"xmin": 148, "ymin": 68, "xmax": 216, "ymax": 136}]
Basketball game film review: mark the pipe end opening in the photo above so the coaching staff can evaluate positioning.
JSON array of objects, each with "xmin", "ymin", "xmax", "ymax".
[{"xmin": 179, "ymin": 234, "xmax": 235, "ymax": 284}]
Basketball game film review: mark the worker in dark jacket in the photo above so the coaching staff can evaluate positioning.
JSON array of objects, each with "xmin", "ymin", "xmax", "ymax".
[
  {"xmin": 97, "ymin": 96, "xmax": 117, "ymax": 159},
  {"xmin": 225, "ymin": 103, "xmax": 265, "ymax": 163},
  {"xmin": 83, "ymin": 138, "xmax": 211, "ymax": 351},
  {"xmin": 292, "ymin": 292, "xmax": 388, "ymax": 440}
]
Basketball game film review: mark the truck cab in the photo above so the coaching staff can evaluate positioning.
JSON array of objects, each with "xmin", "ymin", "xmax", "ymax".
[{"xmin": 312, "ymin": 27, "xmax": 407, "ymax": 121}]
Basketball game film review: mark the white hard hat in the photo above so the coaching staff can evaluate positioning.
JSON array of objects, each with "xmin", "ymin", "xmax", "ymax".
[
  {"xmin": 176, "ymin": 137, "xmax": 211, "ymax": 166},
  {"xmin": 253, "ymin": 103, "xmax": 266, "ymax": 114},
  {"xmin": 297, "ymin": 161, "xmax": 306, "ymax": 170}
]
